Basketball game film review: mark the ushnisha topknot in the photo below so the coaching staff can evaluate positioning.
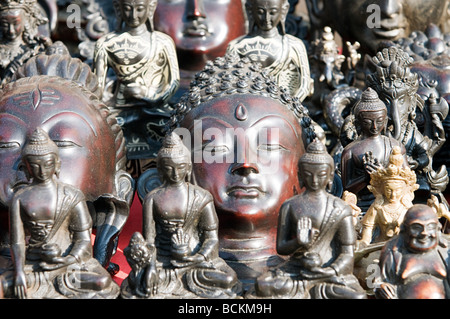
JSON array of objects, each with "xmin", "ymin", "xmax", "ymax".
[
  {"xmin": 298, "ymin": 138, "xmax": 334, "ymax": 169},
  {"xmin": 354, "ymin": 88, "xmax": 387, "ymax": 118},
  {"xmin": 157, "ymin": 131, "xmax": 190, "ymax": 161},
  {"xmin": 166, "ymin": 52, "xmax": 316, "ymax": 144},
  {"xmin": 21, "ymin": 127, "xmax": 59, "ymax": 158}
]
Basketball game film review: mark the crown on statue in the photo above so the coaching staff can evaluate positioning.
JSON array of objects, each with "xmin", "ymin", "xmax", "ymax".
[{"xmin": 0, "ymin": 0, "xmax": 38, "ymax": 13}]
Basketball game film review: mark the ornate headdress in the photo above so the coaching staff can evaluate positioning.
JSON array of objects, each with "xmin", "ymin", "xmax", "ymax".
[
  {"xmin": 0, "ymin": 0, "xmax": 36, "ymax": 11},
  {"xmin": 366, "ymin": 47, "xmax": 419, "ymax": 97},
  {"xmin": 22, "ymin": 127, "xmax": 59, "ymax": 158},
  {"xmin": 368, "ymin": 146, "xmax": 418, "ymax": 191}
]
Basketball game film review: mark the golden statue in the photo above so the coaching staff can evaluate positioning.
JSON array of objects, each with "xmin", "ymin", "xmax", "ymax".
[{"xmin": 359, "ymin": 146, "xmax": 419, "ymax": 247}]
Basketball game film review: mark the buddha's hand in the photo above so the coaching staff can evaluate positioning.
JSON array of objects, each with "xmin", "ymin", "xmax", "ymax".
[
  {"xmin": 297, "ymin": 217, "xmax": 319, "ymax": 248},
  {"xmin": 143, "ymin": 264, "xmax": 158, "ymax": 297},
  {"xmin": 14, "ymin": 270, "xmax": 27, "ymax": 299},
  {"xmin": 171, "ymin": 227, "xmax": 190, "ymax": 259},
  {"xmin": 39, "ymin": 255, "xmax": 77, "ymax": 271},
  {"xmin": 124, "ymin": 83, "xmax": 148, "ymax": 100},
  {"xmin": 375, "ymin": 283, "xmax": 398, "ymax": 299},
  {"xmin": 363, "ymin": 151, "xmax": 381, "ymax": 175}
]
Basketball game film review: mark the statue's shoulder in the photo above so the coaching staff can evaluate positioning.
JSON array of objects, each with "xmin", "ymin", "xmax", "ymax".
[
  {"xmin": 331, "ymin": 195, "xmax": 353, "ymax": 218},
  {"xmin": 190, "ymin": 183, "xmax": 214, "ymax": 202}
]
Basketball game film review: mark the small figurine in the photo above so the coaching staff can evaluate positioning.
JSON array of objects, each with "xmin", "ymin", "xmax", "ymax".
[
  {"xmin": 359, "ymin": 146, "xmax": 419, "ymax": 247},
  {"xmin": 93, "ymin": 0, "xmax": 180, "ymax": 164},
  {"xmin": 163, "ymin": 53, "xmax": 316, "ymax": 287},
  {"xmin": 248, "ymin": 139, "xmax": 366, "ymax": 299},
  {"xmin": 374, "ymin": 204, "xmax": 450, "ymax": 299},
  {"xmin": 0, "ymin": 76, "xmax": 134, "ymax": 275},
  {"xmin": 341, "ymin": 88, "xmax": 407, "ymax": 213},
  {"xmin": 0, "ymin": 128, "xmax": 119, "ymax": 299},
  {"xmin": 0, "ymin": 0, "xmax": 51, "ymax": 84},
  {"xmin": 121, "ymin": 132, "xmax": 241, "ymax": 299},
  {"xmin": 226, "ymin": 0, "xmax": 313, "ymax": 101}
]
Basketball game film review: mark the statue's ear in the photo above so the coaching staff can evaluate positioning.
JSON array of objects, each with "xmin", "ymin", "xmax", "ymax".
[{"xmin": 115, "ymin": 169, "xmax": 135, "ymax": 206}]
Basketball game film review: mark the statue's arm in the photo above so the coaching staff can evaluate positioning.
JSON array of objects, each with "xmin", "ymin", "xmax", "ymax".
[
  {"xmin": 69, "ymin": 201, "xmax": 94, "ymax": 263},
  {"xmin": 9, "ymin": 196, "xmax": 27, "ymax": 298},
  {"xmin": 331, "ymin": 213, "xmax": 357, "ymax": 275},
  {"xmin": 341, "ymin": 148, "xmax": 366, "ymax": 194},
  {"xmin": 93, "ymin": 38, "xmax": 109, "ymax": 95},
  {"xmin": 276, "ymin": 203, "xmax": 299, "ymax": 256},
  {"xmin": 196, "ymin": 201, "xmax": 219, "ymax": 261},
  {"xmin": 359, "ymin": 205, "xmax": 377, "ymax": 246}
]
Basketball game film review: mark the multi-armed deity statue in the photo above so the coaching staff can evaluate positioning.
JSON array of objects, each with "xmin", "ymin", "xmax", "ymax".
[
  {"xmin": 0, "ymin": 128, "xmax": 119, "ymax": 299},
  {"xmin": 248, "ymin": 139, "xmax": 366, "ymax": 299},
  {"xmin": 121, "ymin": 132, "xmax": 241, "ymax": 299},
  {"xmin": 93, "ymin": 0, "xmax": 180, "ymax": 170},
  {"xmin": 162, "ymin": 53, "xmax": 316, "ymax": 287},
  {"xmin": 375, "ymin": 204, "xmax": 450, "ymax": 299},
  {"xmin": 226, "ymin": 0, "xmax": 313, "ymax": 101},
  {"xmin": 0, "ymin": 0, "xmax": 52, "ymax": 84},
  {"xmin": 0, "ymin": 75, "xmax": 134, "ymax": 275}
]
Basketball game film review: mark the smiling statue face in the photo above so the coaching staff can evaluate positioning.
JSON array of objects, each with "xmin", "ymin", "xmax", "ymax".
[
  {"xmin": 0, "ymin": 9, "xmax": 25, "ymax": 42},
  {"xmin": 320, "ymin": 0, "xmax": 449, "ymax": 53},
  {"xmin": 178, "ymin": 95, "xmax": 304, "ymax": 250},
  {"xmin": 0, "ymin": 79, "xmax": 117, "ymax": 208},
  {"xmin": 24, "ymin": 154, "xmax": 58, "ymax": 183},
  {"xmin": 153, "ymin": 0, "xmax": 247, "ymax": 71}
]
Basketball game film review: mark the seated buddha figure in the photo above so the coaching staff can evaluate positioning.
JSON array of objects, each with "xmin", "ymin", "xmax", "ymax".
[
  {"xmin": 0, "ymin": 128, "xmax": 119, "ymax": 299},
  {"xmin": 93, "ymin": 0, "xmax": 180, "ymax": 162},
  {"xmin": 341, "ymin": 88, "xmax": 407, "ymax": 213},
  {"xmin": 121, "ymin": 132, "xmax": 241, "ymax": 299},
  {"xmin": 375, "ymin": 204, "xmax": 450, "ymax": 299},
  {"xmin": 226, "ymin": 0, "xmax": 313, "ymax": 101},
  {"xmin": 249, "ymin": 139, "xmax": 366, "ymax": 299}
]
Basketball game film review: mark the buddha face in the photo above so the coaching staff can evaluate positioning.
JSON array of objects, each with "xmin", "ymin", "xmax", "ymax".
[
  {"xmin": 299, "ymin": 162, "xmax": 332, "ymax": 192},
  {"xmin": 23, "ymin": 154, "xmax": 59, "ymax": 183},
  {"xmin": 250, "ymin": 0, "xmax": 284, "ymax": 32},
  {"xmin": 158, "ymin": 156, "xmax": 191, "ymax": 185},
  {"xmin": 0, "ymin": 79, "xmax": 118, "ymax": 208},
  {"xmin": 358, "ymin": 109, "xmax": 387, "ymax": 136},
  {"xmin": 383, "ymin": 179, "xmax": 405, "ymax": 203},
  {"xmin": 120, "ymin": 0, "xmax": 153, "ymax": 28},
  {"xmin": 404, "ymin": 206, "xmax": 439, "ymax": 253},
  {"xmin": 153, "ymin": 0, "xmax": 247, "ymax": 71},
  {"xmin": 308, "ymin": 0, "xmax": 450, "ymax": 53},
  {"xmin": 0, "ymin": 9, "xmax": 25, "ymax": 42},
  {"xmin": 178, "ymin": 94, "xmax": 304, "ymax": 239}
]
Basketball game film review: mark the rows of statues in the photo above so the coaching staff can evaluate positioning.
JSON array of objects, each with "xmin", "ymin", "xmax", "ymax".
[{"xmin": 0, "ymin": 0, "xmax": 450, "ymax": 300}]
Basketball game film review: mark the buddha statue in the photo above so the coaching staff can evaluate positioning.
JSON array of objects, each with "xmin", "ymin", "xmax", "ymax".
[
  {"xmin": 0, "ymin": 76, "xmax": 134, "ymax": 275},
  {"xmin": 375, "ymin": 204, "xmax": 450, "ymax": 299},
  {"xmin": 341, "ymin": 88, "xmax": 407, "ymax": 213},
  {"xmin": 93, "ymin": 0, "xmax": 180, "ymax": 166},
  {"xmin": 0, "ymin": 128, "xmax": 119, "ymax": 299},
  {"xmin": 121, "ymin": 132, "xmax": 241, "ymax": 299},
  {"xmin": 226, "ymin": 0, "xmax": 313, "ymax": 101},
  {"xmin": 0, "ymin": 0, "xmax": 51, "ymax": 84},
  {"xmin": 248, "ymin": 139, "xmax": 366, "ymax": 299},
  {"xmin": 161, "ymin": 53, "xmax": 316, "ymax": 288}
]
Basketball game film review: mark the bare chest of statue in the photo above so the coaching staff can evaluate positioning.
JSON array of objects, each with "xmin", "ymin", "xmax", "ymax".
[{"xmin": 152, "ymin": 186, "xmax": 189, "ymax": 228}]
